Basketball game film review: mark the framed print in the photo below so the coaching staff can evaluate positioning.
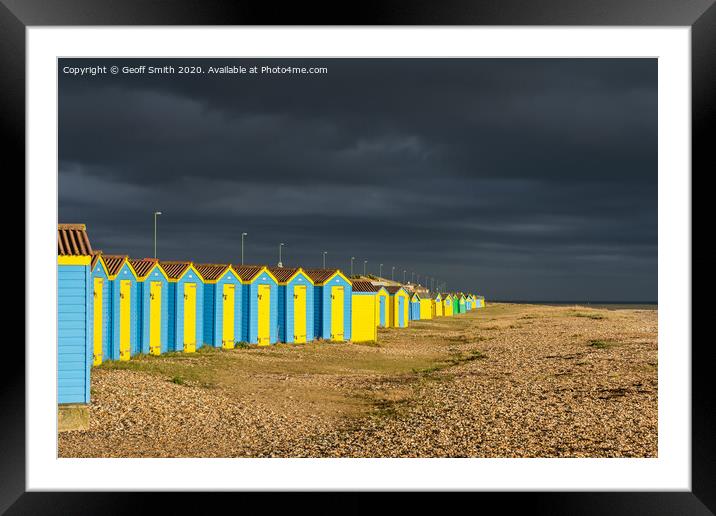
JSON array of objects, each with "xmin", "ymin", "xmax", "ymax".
[{"xmin": 6, "ymin": 0, "xmax": 711, "ymax": 512}]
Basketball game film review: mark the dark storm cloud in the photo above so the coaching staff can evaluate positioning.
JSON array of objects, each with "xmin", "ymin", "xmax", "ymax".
[{"xmin": 58, "ymin": 58, "xmax": 657, "ymax": 301}]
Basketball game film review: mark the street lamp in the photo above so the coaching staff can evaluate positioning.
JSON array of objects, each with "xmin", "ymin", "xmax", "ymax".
[
  {"xmin": 153, "ymin": 211, "xmax": 162, "ymax": 258},
  {"xmin": 411, "ymin": 271, "xmax": 415, "ymax": 284},
  {"xmin": 351, "ymin": 256, "xmax": 355, "ymax": 276},
  {"xmin": 241, "ymin": 232, "xmax": 248, "ymax": 265},
  {"xmin": 391, "ymin": 266, "xmax": 395, "ymax": 281},
  {"xmin": 417, "ymin": 273, "xmax": 420, "ymax": 285},
  {"xmin": 322, "ymin": 251, "xmax": 328, "ymax": 268},
  {"xmin": 278, "ymin": 243, "xmax": 285, "ymax": 267},
  {"xmin": 379, "ymin": 263, "xmax": 383, "ymax": 278},
  {"xmin": 403, "ymin": 270, "xmax": 406, "ymax": 283},
  {"xmin": 363, "ymin": 260, "xmax": 368, "ymax": 276}
]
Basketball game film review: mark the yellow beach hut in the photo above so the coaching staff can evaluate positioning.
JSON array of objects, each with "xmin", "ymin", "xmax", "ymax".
[{"xmin": 350, "ymin": 280, "xmax": 379, "ymax": 342}]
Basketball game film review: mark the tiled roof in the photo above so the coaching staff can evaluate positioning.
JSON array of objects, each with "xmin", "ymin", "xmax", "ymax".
[
  {"xmin": 57, "ymin": 223, "xmax": 93, "ymax": 256},
  {"xmin": 129, "ymin": 258, "xmax": 160, "ymax": 279},
  {"xmin": 267, "ymin": 267, "xmax": 300, "ymax": 283},
  {"xmin": 232, "ymin": 265, "xmax": 265, "ymax": 282},
  {"xmin": 386, "ymin": 286, "xmax": 407, "ymax": 295},
  {"xmin": 195, "ymin": 263, "xmax": 231, "ymax": 281},
  {"xmin": 159, "ymin": 261, "xmax": 192, "ymax": 280},
  {"xmin": 304, "ymin": 268, "xmax": 340, "ymax": 284},
  {"xmin": 351, "ymin": 280, "xmax": 379, "ymax": 293},
  {"xmin": 102, "ymin": 255, "xmax": 128, "ymax": 276}
]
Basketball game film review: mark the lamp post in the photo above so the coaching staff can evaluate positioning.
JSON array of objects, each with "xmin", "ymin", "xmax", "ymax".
[
  {"xmin": 379, "ymin": 263, "xmax": 383, "ymax": 278},
  {"xmin": 391, "ymin": 266, "xmax": 395, "ymax": 281},
  {"xmin": 278, "ymin": 243, "xmax": 285, "ymax": 267},
  {"xmin": 411, "ymin": 271, "xmax": 415, "ymax": 284},
  {"xmin": 153, "ymin": 211, "xmax": 162, "ymax": 258},
  {"xmin": 323, "ymin": 251, "xmax": 328, "ymax": 268},
  {"xmin": 241, "ymin": 232, "xmax": 248, "ymax": 265},
  {"xmin": 417, "ymin": 273, "xmax": 420, "ymax": 285},
  {"xmin": 403, "ymin": 270, "xmax": 406, "ymax": 283},
  {"xmin": 351, "ymin": 256, "xmax": 355, "ymax": 276},
  {"xmin": 363, "ymin": 260, "xmax": 368, "ymax": 276}
]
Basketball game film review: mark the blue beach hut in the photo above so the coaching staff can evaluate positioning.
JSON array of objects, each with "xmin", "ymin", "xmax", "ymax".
[
  {"xmin": 89, "ymin": 251, "xmax": 111, "ymax": 366},
  {"xmin": 57, "ymin": 224, "xmax": 93, "ymax": 407},
  {"xmin": 101, "ymin": 255, "xmax": 139, "ymax": 361},
  {"xmin": 268, "ymin": 267, "xmax": 315, "ymax": 344},
  {"xmin": 195, "ymin": 263, "xmax": 242, "ymax": 349},
  {"xmin": 129, "ymin": 258, "xmax": 170, "ymax": 356},
  {"xmin": 159, "ymin": 261, "xmax": 205, "ymax": 352},
  {"xmin": 304, "ymin": 269, "xmax": 353, "ymax": 342},
  {"xmin": 233, "ymin": 265, "xmax": 279, "ymax": 345}
]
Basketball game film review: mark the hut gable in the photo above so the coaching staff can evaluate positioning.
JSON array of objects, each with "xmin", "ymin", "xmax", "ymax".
[
  {"xmin": 129, "ymin": 257, "xmax": 165, "ymax": 280},
  {"xmin": 159, "ymin": 261, "xmax": 192, "ymax": 280},
  {"xmin": 195, "ymin": 263, "xmax": 232, "ymax": 282},
  {"xmin": 351, "ymin": 280, "xmax": 379, "ymax": 293}
]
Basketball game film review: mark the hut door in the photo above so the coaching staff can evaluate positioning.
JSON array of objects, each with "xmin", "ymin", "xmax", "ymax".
[
  {"xmin": 119, "ymin": 280, "xmax": 131, "ymax": 361},
  {"xmin": 222, "ymin": 284, "xmax": 235, "ymax": 349},
  {"xmin": 293, "ymin": 285, "xmax": 306, "ymax": 343},
  {"xmin": 183, "ymin": 283, "xmax": 196, "ymax": 352},
  {"xmin": 330, "ymin": 286, "xmax": 344, "ymax": 341},
  {"xmin": 93, "ymin": 278, "xmax": 103, "ymax": 365},
  {"xmin": 398, "ymin": 296, "xmax": 405, "ymax": 327},
  {"xmin": 379, "ymin": 296, "xmax": 386, "ymax": 327},
  {"xmin": 149, "ymin": 281, "xmax": 162, "ymax": 355},
  {"xmin": 257, "ymin": 284, "xmax": 270, "ymax": 345}
]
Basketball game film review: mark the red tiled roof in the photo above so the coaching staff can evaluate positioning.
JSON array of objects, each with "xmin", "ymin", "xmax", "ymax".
[
  {"xmin": 232, "ymin": 265, "xmax": 264, "ymax": 282},
  {"xmin": 386, "ymin": 286, "xmax": 407, "ymax": 295},
  {"xmin": 351, "ymin": 280, "xmax": 379, "ymax": 293},
  {"xmin": 102, "ymin": 255, "xmax": 128, "ymax": 276},
  {"xmin": 159, "ymin": 261, "xmax": 192, "ymax": 280},
  {"xmin": 267, "ymin": 267, "xmax": 300, "ymax": 283},
  {"xmin": 304, "ymin": 268, "xmax": 341, "ymax": 284},
  {"xmin": 57, "ymin": 223, "xmax": 93, "ymax": 256},
  {"xmin": 195, "ymin": 263, "xmax": 231, "ymax": 281},
  {"xmin": 129, "ymin": 258, "xmax": 159, "ymax": 279}
]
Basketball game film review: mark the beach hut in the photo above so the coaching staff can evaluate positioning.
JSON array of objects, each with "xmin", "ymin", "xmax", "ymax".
[
  {"xmin": 194, "ymin": 264, "xmax": 242, "ymax": 349},
  {"xmin": 466, "ymin": 295, "xmax": 473, "ymax": 311},
  {"xmin": 459, "ymin": 293, "xmax": 468, "ymax": 314},
  {"xmin": 452, "ymin": 293, "xmax": 460, "ymax": 315},
  {"xmin": 89, "ymin": 251, "xmax": 111, "ymax": 365},
  {"xmin": 420, "ymin": 295, "xmax": 433, "ymax": 320},
  {"xmin": 159, "ymin": 261, "xmax": 204, "ymax": 352},
  {"xmin": 376, "ymin": 286, "xmax": 389, "ymax": 328},
  {"xmin": 99, "ymin": 255, "xmax": 139, "ymax": 361},
  {"xmin": 433, "ymin": 293, "xmax": 443, "ymax": 317},
  {"xmin": 442, "ymin": 293, "xmax": 454, "ymax": 316},
  {"xmin": 129, "ymin": 258, "xmax": 170, "ymax": 356},
  {"xmin": 386, "ymin": 286, "xmax": 410, "ymax": 328},
  {"xmin": 57, "ymin": 224, "xmax": 93, "ymax": 408},
  {"xmin": 304, "ymin": 268, "xmax": 353, "ymax": 341},
  {"xmin": 477, "ymin": 295, "xmax": 485, "ymax": 308},
  {"xmin": 351, "ymin": 280, "xmax": 378, "ymax": 342},
  {"xmin": 268, "ymin": 267, "xmax": 314, "ymax": 344},
  {"xmin": 233, "ymin": 265, "xmax": 279, "ymax": 345},
  {"xmin": 409, "ymin": 292, "xmax": 421, "ymax": 321}
]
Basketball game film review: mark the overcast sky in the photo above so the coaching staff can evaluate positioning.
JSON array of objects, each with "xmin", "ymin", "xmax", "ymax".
[{"xmin": 58, "ymin": 58, "xmax": 657, "ymax": 301}]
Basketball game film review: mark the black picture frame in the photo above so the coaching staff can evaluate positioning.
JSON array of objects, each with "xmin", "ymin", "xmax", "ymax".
[{"xmin": 6, "ymin": 0, "xmax": 709, "ymax": 513}]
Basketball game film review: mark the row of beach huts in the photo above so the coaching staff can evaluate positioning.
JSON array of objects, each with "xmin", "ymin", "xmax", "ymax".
[{"xmin": 57, "ymin": 224, "xmax": 484, "ymax": 412}]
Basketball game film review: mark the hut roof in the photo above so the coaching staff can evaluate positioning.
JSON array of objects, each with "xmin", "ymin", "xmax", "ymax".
[
  {"xmin": 232, "ymin": 264, "xmax": 265, "ymax": 282},
  {"xmin": 57, "ymin": 223, "xmax": 93, "ymax": 256},
  {"xmin": 267, "ymin": 267, "xmax": 300, "ymax": 283},
  {"xmin": 303, "ymin": 268, "xmax": 349, "ymax": 285},
  {"xmin": 386, "ymin": 285, "xmax": 407, "ymax": 295},
  {"xmin": 129, "ymin": 258, "xmax": 160, "ymax": 279},
  {"xmin": 159, "ymin": 261, "xmax": 192, "ymax": 280},
  {"xmin": 102, "ymin": 255, "xmax": 129, "ymax": 276},
  {"xmin": 194, "ymin": 263, "xmax": 231, "ymax": 281},
  {"xmin": 91, "ymin": 250, "xmax": 103, "ymax": 269},
  {"xmin": 351, "ymin": 280, "xmax": 380, "ymax": 293}
]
